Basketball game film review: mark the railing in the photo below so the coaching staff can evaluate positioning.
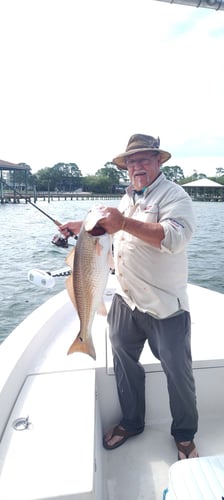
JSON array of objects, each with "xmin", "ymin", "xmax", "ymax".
[{"xmin": 0, "ymin": 191, "xmax": 122, "ymax": 204}]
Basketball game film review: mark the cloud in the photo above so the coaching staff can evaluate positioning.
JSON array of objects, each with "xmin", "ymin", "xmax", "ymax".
[{"xmin": 0, "ymin": 0, "xmax": 223, "ymax": 178}]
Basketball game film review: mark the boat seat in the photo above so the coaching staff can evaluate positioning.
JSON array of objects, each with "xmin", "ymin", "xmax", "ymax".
[
  {"xmin": 164, "ymin": 455, "xmax": 224, "ymax": 499},
  {"xmin": 0, "ymin": 369, "xmax": 103, "ymax": 500}
]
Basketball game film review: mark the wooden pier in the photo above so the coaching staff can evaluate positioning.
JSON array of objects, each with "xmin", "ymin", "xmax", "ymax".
[
  {"xmin": 0, "ymin": 191, "xmax": 122, "ymax": 204},
  {"xmin": 2, "ymin": 188, "xmax": 223, "ymax": 204}
]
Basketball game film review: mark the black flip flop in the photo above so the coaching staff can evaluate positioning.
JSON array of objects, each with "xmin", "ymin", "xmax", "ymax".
[
  {"xmin": 176, "ymin": 440, "xmax": 199, "ymax": 460},
  {"xmin": 103, "ymin": 424, "xmax": 142, "ymax": 450}
]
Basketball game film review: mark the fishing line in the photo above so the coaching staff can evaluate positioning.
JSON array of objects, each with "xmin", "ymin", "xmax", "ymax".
[{"xmin": 1, "ymin": 179, "xmax": 77, "ymax": 246}]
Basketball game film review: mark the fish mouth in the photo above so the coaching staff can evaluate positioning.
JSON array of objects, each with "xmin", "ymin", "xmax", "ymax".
[{"xmin": 87, "ymin": 224, "xmax": 106, "ymax": 236}]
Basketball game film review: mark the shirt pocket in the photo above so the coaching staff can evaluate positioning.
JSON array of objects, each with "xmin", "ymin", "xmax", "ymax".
[{"xmin": 138, "ymin": 202, "xmax": 159, "ymax": 223}]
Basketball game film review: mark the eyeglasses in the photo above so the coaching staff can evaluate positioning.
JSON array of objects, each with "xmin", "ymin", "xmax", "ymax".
[{"xmin": 125, "ymin": 154, "xmax": 158, "ymax": 168}]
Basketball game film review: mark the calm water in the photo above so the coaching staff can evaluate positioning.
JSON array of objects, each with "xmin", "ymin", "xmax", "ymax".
[{"xmin": 1, "ymin": 199, "xmax": 224, "ymax": 342}]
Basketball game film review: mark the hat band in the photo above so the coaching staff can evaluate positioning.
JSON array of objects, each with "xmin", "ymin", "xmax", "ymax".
[{"xmin": 126, "ymin": 139, "xmax": 160, "ymax": 152}]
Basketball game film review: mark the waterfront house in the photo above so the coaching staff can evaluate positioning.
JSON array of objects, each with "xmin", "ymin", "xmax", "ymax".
[{"xmin": 182, "ymin": 178, "xmax": 224, "ymax": 202}]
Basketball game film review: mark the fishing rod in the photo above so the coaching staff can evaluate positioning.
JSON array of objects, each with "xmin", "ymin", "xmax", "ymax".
[
  {"xmin": 1, "ymin": 179, "xmax": 62, "ymax": 225},
  {"xmin": 1, "ymin": 179, "xmax": 77, "ymax": 247}
]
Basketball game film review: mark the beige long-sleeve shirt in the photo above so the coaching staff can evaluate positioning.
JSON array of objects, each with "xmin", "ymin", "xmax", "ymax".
[{"xmin": 113, "ymin": 173, "xmax": 196, "ymax": 319}]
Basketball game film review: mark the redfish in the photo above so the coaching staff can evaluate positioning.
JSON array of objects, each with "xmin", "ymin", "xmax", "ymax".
[{"xmin": 66, "ymin": 207, "xmax": 113, "ymax": 359}]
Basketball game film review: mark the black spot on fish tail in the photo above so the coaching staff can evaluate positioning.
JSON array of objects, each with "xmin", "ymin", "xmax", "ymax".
[{"xmin": 67, "ymin": 334, "xmax": 96, "ymax": 359}]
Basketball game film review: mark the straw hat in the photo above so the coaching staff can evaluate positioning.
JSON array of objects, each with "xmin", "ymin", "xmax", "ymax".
[{"xmin": 112, "ymin": 134, "xmax": 171, "ymax": 170}]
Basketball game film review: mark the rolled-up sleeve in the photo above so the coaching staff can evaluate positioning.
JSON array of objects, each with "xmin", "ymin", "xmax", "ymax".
[{"xmin": 160, "ymin": 197, "xmax": 196, "ymax": 254}]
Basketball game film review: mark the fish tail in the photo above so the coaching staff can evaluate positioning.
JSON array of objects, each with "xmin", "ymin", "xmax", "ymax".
[{"xmin": 67, "ymin": 333, "xmax": 96, "ymax": 360}]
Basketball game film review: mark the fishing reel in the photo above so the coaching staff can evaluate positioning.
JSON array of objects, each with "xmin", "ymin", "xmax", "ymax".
[
  {"xmin": 51, "ymin": 229, "xmax": 78, "ymax": 248},
  {"xmin": 51, "ymin": 233, "xmax": 69, "ymax": 248}
]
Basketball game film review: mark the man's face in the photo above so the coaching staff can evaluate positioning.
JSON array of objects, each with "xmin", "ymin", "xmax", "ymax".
[{"xmin": 125, "ymin": 151, "xmax": 161, "ymax": 191}]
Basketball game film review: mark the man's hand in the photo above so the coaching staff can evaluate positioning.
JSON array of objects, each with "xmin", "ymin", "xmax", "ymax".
[
  {"xmin": 98, "ymin": 207, "xmax": 125, "ymax": 234},
  {"xmin": 59, "ymin": 220, "xmax": 83, "ymax": 238}
]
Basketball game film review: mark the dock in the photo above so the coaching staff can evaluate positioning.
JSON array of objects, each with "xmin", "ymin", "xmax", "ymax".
[
  {"xmin": 0, "ymin": 191, "xmax": 122, "ymax": 204},
  {"xmin": 1, "ymin": 189, "xmax": 223, "ymax": 204}
]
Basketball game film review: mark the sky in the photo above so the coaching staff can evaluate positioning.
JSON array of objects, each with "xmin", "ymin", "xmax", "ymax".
[{"xmin": 0, "ymin": 0, "xmax": 224, "ymax": 178}]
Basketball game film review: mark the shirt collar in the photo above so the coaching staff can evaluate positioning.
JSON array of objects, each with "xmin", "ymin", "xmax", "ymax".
[{"xmin": 127, "ymin": 172, "xmax": 164, "ymax": 199}]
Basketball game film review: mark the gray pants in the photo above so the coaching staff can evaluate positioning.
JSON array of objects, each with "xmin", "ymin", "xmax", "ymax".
[{"xmin": 107, "ymin": 293, "xmax": 198, "ymax": 442}]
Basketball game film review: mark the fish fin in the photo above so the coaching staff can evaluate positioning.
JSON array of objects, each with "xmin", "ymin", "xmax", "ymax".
[
  {"xmin": 67, "ymin": 334, "xmax": 96, "ymax": 360},
  {"xmin": 95, "ymin": 238, "xmax": 103, "ymax": 256},
  {"xmin": 66, "ymin": 274, "xmax": 77, "ymax": 309},
  {"xmin": 66, "ymin": 247, "xmax": 75, "ymax": 270},
  {"xmin": 97, "ymin": 300, "xmax": 107, "ymax": 316}
]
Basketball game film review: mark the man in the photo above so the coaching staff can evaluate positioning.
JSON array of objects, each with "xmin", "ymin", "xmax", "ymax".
[{"xmin": 60, "ymin": 134, "xmax": 198, "ymax": 460}]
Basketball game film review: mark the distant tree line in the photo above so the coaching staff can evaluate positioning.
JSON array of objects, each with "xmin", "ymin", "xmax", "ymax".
[
  {"xmin": 160, "ymin": 165, "xmax": 224, "ymax": 185},
  {"xmin": 18, "ymin": 162, "xmax": 129, "ymax": 193},
  {"xmin": 9, "ymin": 162, "xmax": 224, "ymax": 194}
]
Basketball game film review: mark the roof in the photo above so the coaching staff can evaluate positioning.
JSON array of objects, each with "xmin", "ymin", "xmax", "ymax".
[
  {"xmin": 182, "ymin": 178, "xmax": 223, "ymax": 188},
  {"xmin": 0, "ymin": 159, "xmax": 31, "ymax": 171}
]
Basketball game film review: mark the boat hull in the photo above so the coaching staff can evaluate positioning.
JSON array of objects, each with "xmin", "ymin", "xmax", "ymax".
[{"xmin": 1, "ymin": 275, "xmax": 224, "ymax": 499}]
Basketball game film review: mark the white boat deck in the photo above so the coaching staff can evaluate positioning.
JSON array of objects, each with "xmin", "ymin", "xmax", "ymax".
[{"xmin": 0, "ymin": 276, "xmax": 224, "ymax": 499}]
